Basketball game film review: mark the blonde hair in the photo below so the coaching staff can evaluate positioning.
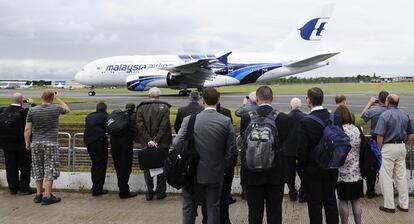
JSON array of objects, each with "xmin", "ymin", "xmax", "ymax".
[{"xmin": 41, "ymin": 89, "xmax": 55, "ymax": 103}]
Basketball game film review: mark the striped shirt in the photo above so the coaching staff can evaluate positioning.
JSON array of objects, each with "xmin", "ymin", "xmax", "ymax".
[{"xmin": 26, "ymin": 104, "xmax": 67, "ymax": 143}]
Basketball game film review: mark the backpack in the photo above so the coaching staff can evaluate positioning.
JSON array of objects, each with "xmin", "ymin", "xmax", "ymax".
[
  {"xmin": 358, "ymin": 127, "xmax": 382, "ymax": 179},
  {"xmin": 306, "ymin": 114, "xmax": 352, "ymax": 170},
  {"xmin": 106, "ymin": 109, "xmax": 130, "ymax": 136},
  {"xmin": 242, "ymin": 110, "xmax": 279, "ymax": 172},
  {"xmin": 164, "ymin": 114, "xmax": 199, "ymax": 190},
  {"xmin": 0, "ymin": 107, "xmax": 23, "ymax": 143}
]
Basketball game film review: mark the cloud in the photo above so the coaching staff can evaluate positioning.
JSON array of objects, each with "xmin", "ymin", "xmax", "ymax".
[{"xmin": 0, "ymin": 0, "xmax": 413, "ymax": 80}]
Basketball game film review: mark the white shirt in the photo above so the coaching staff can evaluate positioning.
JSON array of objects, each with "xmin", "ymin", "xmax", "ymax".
[
  {"xmin": 11, "ymin": 104, "xmax": 21, "ymax": 107},
  {"xmin": 258, "ymin": 103, "xmax": 272, "ymax": 107},
  {"xmin": 311, "ymin": 106, "xmax": 324, "ymax": 112},
  {"xmin": 204, "ymin": 107, "xmax": 216, "ymax": 111}
]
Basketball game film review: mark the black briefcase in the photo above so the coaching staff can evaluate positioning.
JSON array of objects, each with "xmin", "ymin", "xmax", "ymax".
[{"xmin": 137, "ymin": 147, "xmax": 168, "ymax": 170}]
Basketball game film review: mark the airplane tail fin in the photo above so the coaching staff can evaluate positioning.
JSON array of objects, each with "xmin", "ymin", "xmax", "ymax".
[
  {"xmin": 217, "ymin": 51, "xmax": 232, "ymax": 65},
  {"xmin": 276, "ymin": 3, "xmax": 336, "ymax": 58}
]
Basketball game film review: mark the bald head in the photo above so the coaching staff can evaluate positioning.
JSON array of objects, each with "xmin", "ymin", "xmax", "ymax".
[
  {"xmin": 11, "ymin": 93, "xmax": 23, "ymax": 105},
  {"xmin": 386, "ymin": 94, "xmax": 399, "ymax": 107}
]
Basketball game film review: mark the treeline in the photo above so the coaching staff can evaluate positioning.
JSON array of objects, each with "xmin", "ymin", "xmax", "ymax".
[{"xmin": 262, "ymin": 75, "xmax": 373, "ymax": 84}]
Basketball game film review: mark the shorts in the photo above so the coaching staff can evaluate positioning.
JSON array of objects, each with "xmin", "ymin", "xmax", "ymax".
[{"xmin": 31, "ymin": 142, "xmax": 60, "ymax": 181}]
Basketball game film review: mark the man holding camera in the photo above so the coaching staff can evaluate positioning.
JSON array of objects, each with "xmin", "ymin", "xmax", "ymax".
[
  {"xmin": 25, "ymin": 89, "xmax": 70, "ymax": 205},
  {"xmin": 0, "ymin": 93, "xmax": 36, "ymax": 195},
  {"xmin": 361, "ymin": 90, "xmax": 389, "ymax": 198}
]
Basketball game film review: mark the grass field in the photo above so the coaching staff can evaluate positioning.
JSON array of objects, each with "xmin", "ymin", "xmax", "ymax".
[{"xmin": 0, "ymin": 97, "xmax": 96, "ymax": 106}]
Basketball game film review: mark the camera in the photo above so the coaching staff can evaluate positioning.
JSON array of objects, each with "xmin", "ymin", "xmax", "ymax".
[
  {"xmin": 245, "ymin": 96, "xmax": 249, "ymax": 100},
  {"xmin": 23, "ymin": 99, "xmax": 28, "ymax": 103}
]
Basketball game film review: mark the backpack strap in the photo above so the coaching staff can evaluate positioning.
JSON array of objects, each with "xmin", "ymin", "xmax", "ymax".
[
  {"xmin": 186, "ymin": 114, "xmax": 197, "ymax": 140},
  {"xmin": 305, "ymin": 114, "xmax": 326, "ymax": 128},
  {"xmin": 248, "ymin": 110, "xmax": 259, "ymax": 120},
  {"xmin": 329, "ymin": 114, "xmax": 335, "ymax": 125},
  {"xmin": 269, "ymin": 110, "xmax": 279, "ymax": 120}
]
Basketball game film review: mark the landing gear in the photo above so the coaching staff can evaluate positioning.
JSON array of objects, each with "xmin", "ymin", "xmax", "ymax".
[
  {"xmin": 178, "ymin": 89, "xmax": 191, "ymax": 96},
  {"xmin": 88, "ymin": 86, "xmax": 96, "ymax": 96}
]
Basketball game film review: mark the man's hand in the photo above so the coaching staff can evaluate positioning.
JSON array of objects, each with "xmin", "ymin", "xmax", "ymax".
[
  {"xmin": 25, "ymin": 98, "xmax": 34, "ymax": 105},
  {"xmin": 147, "ymin": 140, "xmax": 158, "ymax": 148},
  {"xmin": 368, "ymin": 97, "xmax": 377, "ymax": 106},
  {"xmin": 25, "ymin": 142, "xmax": 31, "ymax": 150},
  {"xmin": 242, "ymin": 98, "xmax": 249, "ymax": 105}
]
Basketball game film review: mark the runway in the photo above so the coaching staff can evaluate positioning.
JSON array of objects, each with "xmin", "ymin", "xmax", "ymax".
[{"xmin": 1, "ymin": 89, "xmax": 414, "ymax": 116}]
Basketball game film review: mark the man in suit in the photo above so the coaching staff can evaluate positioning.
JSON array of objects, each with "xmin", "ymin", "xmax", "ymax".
[
  {"xmin": 136, "ymin": 87, "xmax": 172, "ymax": 201},
  {"xmin": 174, "ymin": 87, "xmax": 236, "ymax": 224},
  {"xmin": 240, "ymin": 86, "xmax": 291, "ymax": 224},
  {"xmin": 284, "ymin": 97, "xmax": 306, "ymax": 202},
  {"xmin": 297, "ymin": 87, "xmax": 341, "ymax": 224},
  {"xmin": 110, "ymin": 103, "xmax": 138, "ymax": 199},
  {"xmin": 174, "ymin": 91, "xmax": 203, "ymax": 133},
  {"xmin": 0, "ymin": 93, "xmax": 36, "ymax": 195},
  {"xmin": 84, "ymin": 102, "xmax": 109, "ymax": 196}
]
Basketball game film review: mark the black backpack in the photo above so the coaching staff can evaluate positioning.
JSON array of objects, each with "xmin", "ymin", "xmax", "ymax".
[
  {"xmin": 358, "ymin": 127, "xmax": 381, "ymax": 179},
  {"xmin": 0, "ymin": 107, "xmax": 23, "ymax": 143},
  {"xmin": 242, "ymin": 110, "xmax": 279, "ymax": 172},
  {"xmin": 106, "ymin": 109, "xmax": 130, "ymax": 136},
  {"xmin": 164, "ymin": 114, "xmax": 199, "ymax": 190}
]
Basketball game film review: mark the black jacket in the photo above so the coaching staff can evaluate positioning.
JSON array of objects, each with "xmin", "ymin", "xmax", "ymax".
[
  {"xmin": 174, "ymin": 101, "xmax": 203, "ymax": 133},
  {"xmin": 84, "ymin": 111, "xmax": 108, "ymax": 145},
  {"xmin": 297, "ymin": 108, "xmax": 342, "ymax": 181},
  {"xmin": 217, "ymin": 104, "xmax": 233, "ymax": 124},
  {"xmin": 0, "ymin": 104, "xmax": 34, "ymax": 149},
  {"xmin": 283, "ymin": 109, "xmax": 306, "ymax": 157},
  {"xmin": 240, "ymin": 105, "xmax": 291, "ymax": 185}
]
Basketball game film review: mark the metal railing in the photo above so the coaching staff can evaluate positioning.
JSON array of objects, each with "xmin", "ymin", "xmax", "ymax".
[{"xmin": 0, "ymin": 133, "xmax": 413, "ymax": 178}]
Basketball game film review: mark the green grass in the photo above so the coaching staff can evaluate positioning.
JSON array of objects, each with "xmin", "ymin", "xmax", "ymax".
[{"xmin": 0, "ymin": 98, "xmax": 96, "ymax": 106}]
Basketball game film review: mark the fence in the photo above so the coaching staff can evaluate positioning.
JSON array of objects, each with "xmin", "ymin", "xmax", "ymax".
[{"xmin": 0, "ymin": 132, "xmax": 413, "ymax": 178}]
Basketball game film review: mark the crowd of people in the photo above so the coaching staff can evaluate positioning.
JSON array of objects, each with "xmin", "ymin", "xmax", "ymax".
[{"xmin": 0, "ymin": 85, "xmax": 413, "ymax": 224}]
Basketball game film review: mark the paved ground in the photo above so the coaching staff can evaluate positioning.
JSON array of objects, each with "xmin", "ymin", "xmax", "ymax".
[
  {"xmin": 0, "ymin": 190, "xmax": 413, "ymax": 224},
  {"xmin": 1, "ymin": 89, "xmax": 414, "ymax": 116}
]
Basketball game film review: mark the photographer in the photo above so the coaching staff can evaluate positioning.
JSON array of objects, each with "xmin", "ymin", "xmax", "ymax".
[
  {"xmin": 0, "ymin": 93, "xmax": 36, "ymax": 195},
  {"xmin": 361, "ymin": 90, "xmax": 389, "ymax": 198},
  {"xmin": 235, "ymin": 91, "xmax": 257, "ymax": 117}
]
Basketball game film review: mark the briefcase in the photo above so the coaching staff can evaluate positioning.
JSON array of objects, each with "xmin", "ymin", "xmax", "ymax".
[{"xmin": 137, "ymin": 147, "xmax": 168, "ymax": 170}]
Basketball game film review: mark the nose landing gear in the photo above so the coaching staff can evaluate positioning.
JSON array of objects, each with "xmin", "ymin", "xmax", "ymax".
[{"xmin": 88, "ymin": 86, "xmax": 96, "ymax": 96}]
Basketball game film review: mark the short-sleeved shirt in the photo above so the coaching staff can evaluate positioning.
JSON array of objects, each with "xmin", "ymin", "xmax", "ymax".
[
  {"xmin": 361, "ymin": 105, "xmax": 387, "ymax": 134},
  {"xmin": 374, "ymin": 107, "xmax": 414, "ymax": 143},
  {"xmin": 26, "ymin": 104, "xmax": 67, "ymax": 143}
]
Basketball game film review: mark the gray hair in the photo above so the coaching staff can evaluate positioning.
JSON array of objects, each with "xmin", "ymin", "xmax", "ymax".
[
  {"xmin": 248, "ymin": 91, "xmax": 256, "ymax": 102},
  {"xmin": 11, "ymin": 93, "xmax": 23, "ymax": 104},
  {"xmin": 290, "ymin": 97, "xmax": 302, "ymax": 109},
  {"xmin": 148, "ymin": 87, "xmax": 161, "ymax": 98}
]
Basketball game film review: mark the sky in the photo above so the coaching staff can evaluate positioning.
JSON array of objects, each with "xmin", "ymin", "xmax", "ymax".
[{"xmin": 0, "ymin": 0, "xmax": 413, "ymax": 80}]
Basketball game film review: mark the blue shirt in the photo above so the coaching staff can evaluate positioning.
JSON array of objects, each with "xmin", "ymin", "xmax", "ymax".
[
  {"xmin": 374, "ymin": 107, "xmax": 414, "ymax": 143},
  {"xmin": 361, "ymin": 105, "xmax": 387, "ymax": 135}
]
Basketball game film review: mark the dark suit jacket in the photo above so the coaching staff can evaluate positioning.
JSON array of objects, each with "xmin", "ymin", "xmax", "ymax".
[
  {"xmin": 240, "ymin": 105, "xmax": 292, "ymax": 185},
  {"xmin": 84, "ymin": 111, "xmax": 108, "ymax": 145},
  {"xmin": 297, "ymin": 108, "xmax": 341, "ymax": 181},
  {"xmin": 174, "ymin": 101, "xmax": 203, "ymax": 133},
  {"xmin": 283, "ymin": 109, "xmax": 306, "ymax": 157},
  {"xmin": 217, "ymin": 104, "xmax": 233, "ymax": 124},
  {"xmin": 0, "ymin": 104, "xmax": 34, "ymax": 149}
]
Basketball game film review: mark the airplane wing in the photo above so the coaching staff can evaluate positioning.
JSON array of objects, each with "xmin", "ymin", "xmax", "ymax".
[
  {"xmin": 161, "ymin": 58, "xmax": 219, "ymax": 87},
  {"xmin": 285, "ymin": 52, "xmax": 339, "ymax": 67}
]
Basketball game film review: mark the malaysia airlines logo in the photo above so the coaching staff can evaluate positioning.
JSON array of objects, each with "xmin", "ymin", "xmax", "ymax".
[{"xmin": 299, "ymin": 17, "xmax": 330, "ymax": 41}]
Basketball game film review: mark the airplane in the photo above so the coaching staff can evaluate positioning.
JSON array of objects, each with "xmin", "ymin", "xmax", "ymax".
[
  {"xmin": 74, "ymin": 4, "xmax": 338, "ymax": 96},
  {"xmin": 19, "ymin": 82, "xmax": 33, "ymax": 89},
  {"xmin": 0, "ymin": 82, "xmax": 15, "ymax": 89}
]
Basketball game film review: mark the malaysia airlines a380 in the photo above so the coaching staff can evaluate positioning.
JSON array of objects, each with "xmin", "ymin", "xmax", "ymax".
[{"xmin": 74, "ymin": 4, "xmax": 338, "ymax": 96}]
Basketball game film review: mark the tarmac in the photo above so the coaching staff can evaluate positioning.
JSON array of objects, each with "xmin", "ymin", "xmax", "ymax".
[
  {"xmin": 1, "ymin": 89, "xmax": 414, "ymax": 116},
  {"xmin": 0, "ymin": 190, "xmax": 413, "ymax": 224}
]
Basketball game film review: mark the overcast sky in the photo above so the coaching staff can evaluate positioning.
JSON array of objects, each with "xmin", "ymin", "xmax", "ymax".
[{"xmin": 0, "ymin": 0, "xmax": 413, "ymax": 80}]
